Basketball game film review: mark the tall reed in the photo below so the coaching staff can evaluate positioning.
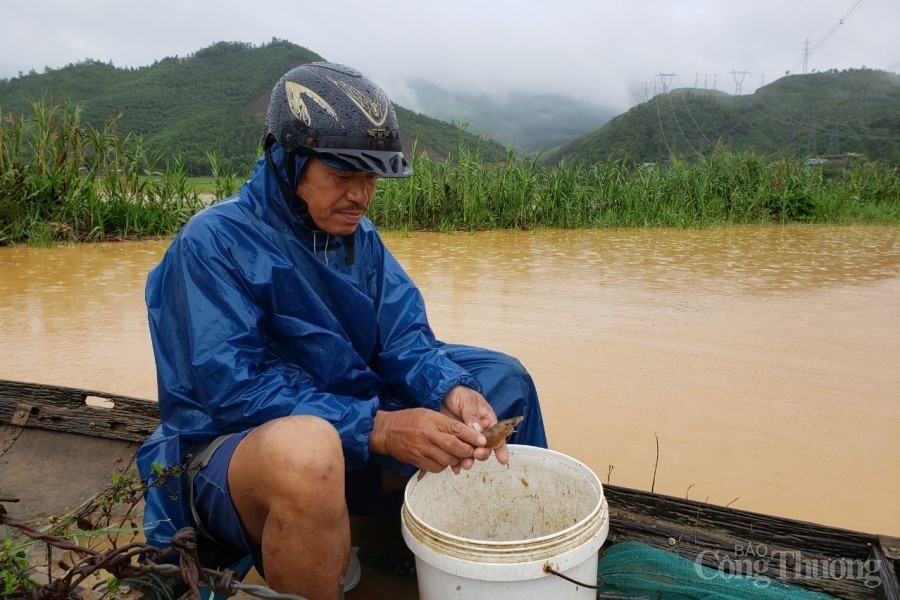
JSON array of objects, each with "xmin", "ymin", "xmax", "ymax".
[
  {"xmin": 2, "ymin": 101, "xmax": 897, "ymax": 245},
  {"xmin": 373, "ymin": 141, "xmax": 900, "ymax": 231},
  {"xmin": 0, "ymin": 100, "xmax": 205, "ymax": 245}
]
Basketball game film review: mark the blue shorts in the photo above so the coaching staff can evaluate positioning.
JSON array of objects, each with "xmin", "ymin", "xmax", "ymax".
[
  {"xmin": 189, "ymin": 430, "xmax": 263, "ymax": 572},
  {"xmin": 189, "ymin": 430, "xmax": 399, "ymax": 576}
]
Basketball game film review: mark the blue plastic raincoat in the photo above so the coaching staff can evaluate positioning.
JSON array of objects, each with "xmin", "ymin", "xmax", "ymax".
[{"xmin": 136, "ymin": 147, "xmax": 490, "ymax": 550}]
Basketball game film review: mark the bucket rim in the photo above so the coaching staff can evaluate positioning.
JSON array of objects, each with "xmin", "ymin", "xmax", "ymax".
[
  {"xmin": 401, "ymin": 499, "xmax": 609, "ymax": 564},
  {"xmin": 403, "ymin": 445, "xmax": 606, "ymax": 550}
]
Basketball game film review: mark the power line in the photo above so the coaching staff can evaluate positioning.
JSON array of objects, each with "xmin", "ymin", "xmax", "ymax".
[
  {"xmin": 665, "ymin": 92, "xmax": 705, "ymax": 157},
  {"xmin": 789, "ymin": 0, "xmax": 867, "ymax": 74},
  {"xmin": 809, "ymin": 0, "xmax": 866, "ymax": 57},
  {"xmin": 679, "ymin": 94, "xmax": 715, "ymax": 148},
  {"xmin": 745, "ymin": 0, "xmax": 804, "ymax": 67},
  {"xmin": 654, "ymin": 95, "xmax": 675, "ymax": 157}
]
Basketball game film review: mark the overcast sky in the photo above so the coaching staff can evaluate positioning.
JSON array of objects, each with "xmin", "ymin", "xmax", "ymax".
[{"xmin": 3, "ymin": 0, "xmax": 898, "ymax": 112}]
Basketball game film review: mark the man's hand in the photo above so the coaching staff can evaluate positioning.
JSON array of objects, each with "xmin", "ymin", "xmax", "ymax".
[
  {"xmin": 441, "ymin": 386, "xmax": 509, "ymax": 469},
  {"xmin": 369, "ymin": 407, "xmax": 487, "ymax": 475}
]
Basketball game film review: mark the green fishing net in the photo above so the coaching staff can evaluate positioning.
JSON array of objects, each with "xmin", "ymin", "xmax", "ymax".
[{"xmin": 597, "ymin": 542, "xmax": 836, "ymax": 599}]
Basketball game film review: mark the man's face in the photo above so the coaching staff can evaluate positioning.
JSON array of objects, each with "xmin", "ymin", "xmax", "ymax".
[{"xmin": 296, "ymin": 157, "xmax": 378, "ymax": 236}]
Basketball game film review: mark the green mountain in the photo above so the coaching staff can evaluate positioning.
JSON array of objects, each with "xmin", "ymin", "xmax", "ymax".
[
  {"xmin": 407, "ymin": 79, "xmax": 616, "ymax": 155},
  {"xmin": 4, "ymin": 43, "xmax": 897, "ymax": 172},
  {"xmin": 0, "ymin": 40, "xmax": 506, "ymax": 175},
  {"xmin": 547, "ymin": 68, "xmax": 900, "ymax": 167}
]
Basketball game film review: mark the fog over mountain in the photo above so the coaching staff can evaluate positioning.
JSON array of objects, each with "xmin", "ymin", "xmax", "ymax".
[{"xmin": 3, "ymin": 0, "xmax": 898, "ymax": 114}]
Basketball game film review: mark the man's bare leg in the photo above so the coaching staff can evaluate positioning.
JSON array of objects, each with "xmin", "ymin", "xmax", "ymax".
[{"xmin": 228, "ymin": 415, "xmax": 350, "ymax": 600}]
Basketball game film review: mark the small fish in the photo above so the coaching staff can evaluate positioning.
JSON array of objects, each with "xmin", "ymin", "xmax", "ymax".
[{"xmin": 415, "ymin": 415, "xmax": 526, "ymax": 481}]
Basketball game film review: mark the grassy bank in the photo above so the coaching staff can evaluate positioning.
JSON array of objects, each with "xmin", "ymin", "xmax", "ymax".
[
  {"xmin": 371, "ymin": 142, "xmax": 900, "ymax": 231},
  {"xmin": 0, "ymin": 101, "xmax": 239, "ymax": 245},
  {"xmin": 2, "ymin": 102, "xmax": 898, "ymax": 245}
]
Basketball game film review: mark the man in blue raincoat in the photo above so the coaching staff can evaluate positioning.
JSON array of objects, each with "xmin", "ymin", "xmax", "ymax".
[{"xmin": 137, "ymin": 62, "xmax": 547, "ymax": 599}]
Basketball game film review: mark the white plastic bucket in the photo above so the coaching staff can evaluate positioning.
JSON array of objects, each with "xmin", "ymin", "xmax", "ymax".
[{"xmin": 401, "ymin": 444, "xmax": 609, "ymax": 599}]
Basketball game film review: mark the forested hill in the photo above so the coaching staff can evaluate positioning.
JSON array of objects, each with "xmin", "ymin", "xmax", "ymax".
[
  {"xmin": 3, "ymin": 42, "xmax": 897, "ymax": 172},
  {"xmin": 547, "ymin": 69, "xmax": 900, "ymax": 167},
  {"xmin": 0, "ymin": 39, "xmax": 506, "ymax": 175}
]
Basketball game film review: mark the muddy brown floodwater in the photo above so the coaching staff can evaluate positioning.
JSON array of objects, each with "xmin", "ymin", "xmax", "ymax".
[{"xmin": 0, "ymin": 225, "xmax": 897, "ymax": 536}]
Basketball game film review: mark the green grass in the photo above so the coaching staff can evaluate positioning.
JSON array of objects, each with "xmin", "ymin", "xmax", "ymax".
[
  {"xmin": 372, "ymin": 141, "xmax": 900, "ymax": 231},
  {"xmin": 2, "ymin": 101, "xmax": 898, "ymax": 246},
  {"xmin": 187, "ymin": 176, "xmax": 218, "ymax": 195},
  {"xmin": 0, "ymin": 100, "xmax": 246, "ymax": 245}
]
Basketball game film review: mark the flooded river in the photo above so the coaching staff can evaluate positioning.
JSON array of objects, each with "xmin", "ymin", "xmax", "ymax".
[{"xmin": 1, "ymin": 225, "xmax": 897, "ymax": 536}]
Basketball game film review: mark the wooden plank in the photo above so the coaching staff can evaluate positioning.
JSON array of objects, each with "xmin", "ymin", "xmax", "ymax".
[
  {"xmin": 0, "ymin": 379, "xmax": 159, "ymax": 442},
  {"xmin": 603, "ymin": 484, "xmax": 896, "ymax": 599},
  {"xmin": 874, "ymin": 541, "xmax": 900, "ymax": 600},
  {"xmin": 0, "ymin": 423, "xmax": 24, "ymax": 454},
  {"xmin": 605, "ymin": 484, "xmax": 876, "ymax": 556},
  {"xmin": 0, "ymin": 379, "xmax": 159, "ymax": 417}
]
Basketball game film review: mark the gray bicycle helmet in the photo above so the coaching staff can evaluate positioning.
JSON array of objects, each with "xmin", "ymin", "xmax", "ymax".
[{"xmin": 265, "ymin": 62, "xmax": 412, "ymax": 178}]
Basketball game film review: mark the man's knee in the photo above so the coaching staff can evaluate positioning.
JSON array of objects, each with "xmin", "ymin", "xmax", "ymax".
[
  {"xmin": 225, "ymin": 416, "xmax": 347, "ymax": 551},
  {"xmin": 232, "ymin": 415, "xmax": 345, "ymax": 502}
]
